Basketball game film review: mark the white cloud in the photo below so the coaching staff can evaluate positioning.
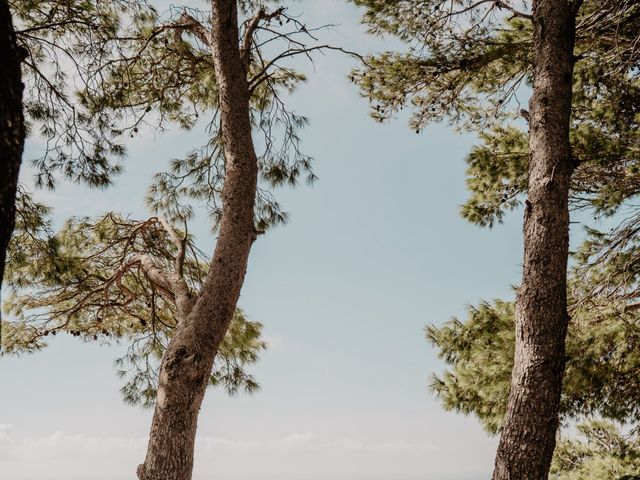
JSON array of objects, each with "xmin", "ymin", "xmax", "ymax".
[{"xmin": 0, "ymin": 426, "xmax": 481, "ymax": 480}]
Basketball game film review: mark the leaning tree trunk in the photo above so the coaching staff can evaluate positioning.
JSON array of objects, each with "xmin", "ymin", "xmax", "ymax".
[
  {"xmin": 0, "ymin": 0, "xmax": 24, "ymax": 300},
  {"xmin": 136, "ymin": 1, "xmax": 259, "ymax": 479},
  {"xmin": 492, "ymin": 1, "xmax": 578, "ymax": 479}
]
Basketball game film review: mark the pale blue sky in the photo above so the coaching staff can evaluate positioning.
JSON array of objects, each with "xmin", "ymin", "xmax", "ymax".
[{"xmin": 0, "ymin": 1, "xmax": 536, "ymax": 479}]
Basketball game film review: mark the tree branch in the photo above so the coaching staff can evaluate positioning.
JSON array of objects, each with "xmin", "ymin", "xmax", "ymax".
[
  {"xmin": 131, "ymin": 253, "xmax": 175, "ymax": 298},
  {"xmin": 153, "ymin": 218, "xmax": 195, "ymax": 317},
  {"xmin": 249, "ymin": 45, "xmax": 364, "ymax": 90},
  {"xmin": 241, "ymin": 7, "xmax": 286, "ymax": 72},
  {"xmin": 176, "ymin": 11, "xmax": 211, "ymax": 47},
  {"xmin": 494, "ymin": 1, "xmax": 533, "ymax": 20},
  {"xmin": 157, "ymin": 217, "xmax": 186, "ymax": 277}
]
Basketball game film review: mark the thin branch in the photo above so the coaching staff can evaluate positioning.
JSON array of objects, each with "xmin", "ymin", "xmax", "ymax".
[
  {"xmin": 494, "ymin": 1, "xmax": 532, "ymax": 20},
  {"xmin": 176, "ymin": 11, "xmax": 211, "ymax": 47},
  {"xmin": 249, "ymin": 45, "xmax": 364, "ymax": 90},
  {"xmin": 157, "ymin": 217, "xmax": 186, "ymax": 277},
  {"xmin": 241, "ymin": 8, "xmax": 286, "ymax": 70}
]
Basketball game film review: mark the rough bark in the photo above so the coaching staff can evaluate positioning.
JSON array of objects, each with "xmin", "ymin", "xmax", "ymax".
[
  {"xmin": 136, "ymin": 1, "xmax": 259, "ymax": 479},
  {"xmin": 0, "ymin": 0, "xmax": 24, "ymax": 307},
  {"xmin": 492, "ymin": 1, "xmax": 578, "ymax": 479}
]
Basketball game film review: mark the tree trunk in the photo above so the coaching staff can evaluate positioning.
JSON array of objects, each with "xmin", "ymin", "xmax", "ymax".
[
  {"xmin": 0, "ymin": 0, "xmax": 24, "ymax": 302},
  {"xmin": 136, "ymin": 1, "xmax": 259, "ymax": 479},
  {"xmin": 492, "ymin": 1, "xmax": 578, "ymax": 479}
]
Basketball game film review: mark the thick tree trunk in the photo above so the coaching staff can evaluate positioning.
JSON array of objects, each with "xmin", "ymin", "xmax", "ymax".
[
  {"xmin": 492, "ymin": 1, "xmax": 578, "ymax": 479},
  {"xmin": 0, "ymin": 0, "xmax": 24, "ymax": 300},
  {"xmin": 136, "ymin": 1, "xmax": 258, "ymax": 479}
]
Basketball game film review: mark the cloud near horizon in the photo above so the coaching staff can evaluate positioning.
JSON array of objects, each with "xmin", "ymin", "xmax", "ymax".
[{"xmin": 0, "ymin": 424, "xmax": 455, "ymax": 480}]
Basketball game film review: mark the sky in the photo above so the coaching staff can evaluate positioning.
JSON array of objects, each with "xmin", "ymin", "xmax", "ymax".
[{"xmin": 0, "ymin": 1, "xmax": 537, "ymax": 479}]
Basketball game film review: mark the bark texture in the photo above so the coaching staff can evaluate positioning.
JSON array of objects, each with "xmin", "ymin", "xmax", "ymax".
[
  {"xmin": 0, "ymin": 0, "xmax": 24, "ymax": 303},
  {"xmin": 492, "ymin": 1, "xmax": 578, "ymax": 479},
  {"xmin": 136, "ymin": 1, "xmax": 259, "ymax": 479}
]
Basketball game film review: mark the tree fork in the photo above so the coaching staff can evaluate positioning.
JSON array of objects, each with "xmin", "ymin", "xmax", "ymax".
[
  {"xmin": 136, "ymin": 1, "xmax": 259, "ymax": 478},
  {"xmin": 492, "ymin": 1, "xmax": 580, "ymax": 479}
]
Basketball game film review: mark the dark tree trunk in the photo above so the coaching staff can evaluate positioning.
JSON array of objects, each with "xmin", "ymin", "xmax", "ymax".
[
  {"xmin": 136, "ymin": 1, "xmax": 259, "ymax": 479},
  {"xmin": 0, "ymin": 0, "xmax": 24, "ymax": 302},
  {"xmin": 492, "ymin": 1, "xmax": 579, "ymax": 479}
]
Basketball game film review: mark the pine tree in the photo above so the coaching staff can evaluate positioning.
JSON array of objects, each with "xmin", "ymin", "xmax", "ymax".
[
  {"xmin": 352, "ymin": 1, "xmax": 639, "ymax": 477},
  {"xmin": 133, "ymin": 4, "xmax": 305, "ymax": 476},
  {"xmin": 427, "ymin": 236, "xmax": 640, "ymax": 477},
  {"xmin": 10, "ymin": 0, "xmax": 149, "ymax": 188},
  {"xmin": 551, "ymin": 420, "xmax": 640, "ymax": 480},
  {"xmin": 1, "ymin": 0, "xmax": 152, "ymax": 326},
  {"xmin": 15, "ymin": 0, "xmax": 344, "ymax": 480},
  {"xmin": 427, "ymin": 295, "xmax": 640, "ymax": 435},
  {"xmin": 2, "ymin": 196, "xmax": 266, "ymax": 407},
  {"xmin": 5, "ymin": 1, "xmax": 347, "ymax": 478},
  {"xmin": 0, "ymin": 0, "xmax": 24, "ymax": 305}
]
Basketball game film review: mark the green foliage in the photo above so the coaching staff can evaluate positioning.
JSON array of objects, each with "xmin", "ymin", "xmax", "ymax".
[
  {"xmin": 458, "ymin": 58, "xmax": 640, "ymax": 227},
  {"xmin": 12, "ymin": 0, "xmax": 322, "ymax": 230},
  {"xmin": 10, "ymin": 0, "xmax": 147, "ymax": 187},
  {"xmin": 428, "ymin": 213, "xmax": 640, "ymax": 433},
  {"xmin": 4, "ymin": 0, "xmax": 339, "ymax": 410},
  {"xmin": 460, "ymin": 127, "xmax": 528, "ymax": 227},
  {"xmin": 6, "ymin": 187, "xmax": 57, "ymax": 282},
  {"xmin": 355, "ymin": 2, "xmax": 640, "ymax": 475},
  {"xmin": 428, "ymin": 298, "xmax": 640, "ymax": 480},
  {"xmin": 426, "ymin": 300, "xmax": 514, "ymax": 434},
  {"xmin": 351, "ymin": 0, "xmax": 640, "ymax": 227},
  {"xmin": 2, "ymin": 203, "xmax": 267, "ymax": 407},
  {"xmin": 427, "ymin": 295, "xmax": 640, "ymax": 434},
  {"xmin": 77, "ymin": 2, "xmax": 320, "ymax": 229},
  {"xmin": 551, "ymin": 420, "xmax": 640, "ymax": 480},
  {"xmin": 571, "ymin": 219, "xmax": 640, "ymax": 317},
  {"xmin": 115, "ymin": 309, "xmax": 266, "ymax": 408},
  {"xmin": 352, "ymin": 1, "xmax": 534, "ymax": 130}
]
